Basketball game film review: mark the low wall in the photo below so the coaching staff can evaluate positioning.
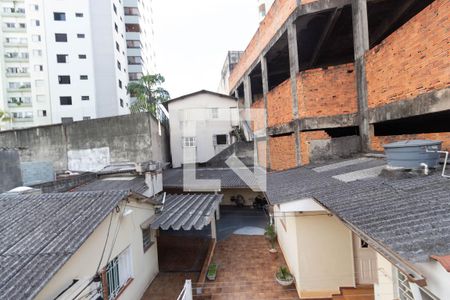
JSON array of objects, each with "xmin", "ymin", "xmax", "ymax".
[
  {"xmin": 0, "ymin": 148, "xmax": 23, "ymax": 192},
  {"xmin": 0, "ymin": 113, "xmax": 170, "ymax": 172}
]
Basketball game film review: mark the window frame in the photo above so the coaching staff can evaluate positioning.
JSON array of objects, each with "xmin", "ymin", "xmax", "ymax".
[
  {"xmin": 58, "ymin": 75, "xmax": 71, "ymax": 84},
  {"xmin": 55, "ymin": 33, "xmax": 68, "ymax": 42},
  {"xmin": 53, "ymin": 12, "xmax": 66, "ymax": 21},
  {"xmin": 183, "ymin": 137, "xmax": 196, "ymax": 148},
  {"xmin": 59, "ymin": 96, "xmax": 72, "ymax": 105}
]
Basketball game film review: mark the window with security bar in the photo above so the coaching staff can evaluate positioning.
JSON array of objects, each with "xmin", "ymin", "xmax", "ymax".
[{"xmin": 102, "ymin": 247, "xmax": 133, "ymax": 299}]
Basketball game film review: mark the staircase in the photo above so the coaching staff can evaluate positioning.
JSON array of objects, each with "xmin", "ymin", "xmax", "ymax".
[{"xmin": 332, "ymin": 285, "xmax": 374, "ymax": 300}]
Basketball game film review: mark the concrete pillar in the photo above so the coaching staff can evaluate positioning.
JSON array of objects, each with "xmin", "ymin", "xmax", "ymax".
[
  {"xmin": 352, "ymin": 0, "xmax": 371, "ymax": 152},
  {"xmin": 210, "ymin": 215, "xmax": 217, "ymax": 239},
  {"xmin": 215, "ymin": 205, "xmax": 220, "ymax": 221},
  {"xmin": 287, "ymin": 21, "xmax": 302, "ymax": 166},
  {"xmin": 261, "ymin": 55, "xmax": 271, "ymax": 170}
]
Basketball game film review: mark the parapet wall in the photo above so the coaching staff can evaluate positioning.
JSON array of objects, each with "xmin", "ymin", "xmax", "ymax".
[{"xmin": 0, "ymin": 113, "xmax": 170, "ymax": 172}]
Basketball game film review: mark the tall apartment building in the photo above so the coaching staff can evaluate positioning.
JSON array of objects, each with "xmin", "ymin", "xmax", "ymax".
[
  {"xmin": 0, "ymin": 0, "xmax": 155, "ymax": 130},
  {"xmin": 124, "ymin": 0, "xmax": 156, "ymax": 82}
]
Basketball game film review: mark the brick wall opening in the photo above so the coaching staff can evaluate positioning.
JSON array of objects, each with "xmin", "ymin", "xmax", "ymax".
[
  {"xmin": 266, "ymin": 32, "xmax": 290, "ymax": 91},
  {"xmin": 374, "ymin": 111, "xmax": 450, "ymax": 136}
]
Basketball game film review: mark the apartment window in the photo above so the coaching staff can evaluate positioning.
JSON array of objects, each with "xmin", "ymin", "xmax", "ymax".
[
  {"xmin": 33, "ymin": 49, "xmax": 42, "ymax": 56},
  {"xmin": 19, "ymin": 23, "xmax": 26, "ymax": 29},
  {"xmin": 117, "ymin": 61, "xmax": 121, "ymax": 70},
  {"xmin": 61, "ymin": 117, "xmax": 73, "ymax": 123},
  {"xmin": 113, "ymin": 3, "xmax": 117, "ymax": 14},
  {"xmin": 83, "ymin": 116, "xmax": 91, "ymax": 120},
  {"xmin": 77, "ymin": 33, "xmax": 85, "ymax": 38},
  {"xmin": 127, "ymin": 56, "xmax": 142, "ymax": 65},
  {"xmin": 32, "ymin": 20, "xmax": 40, "ymax": 26},
  {"xmin": 34, "ymin": 65, "xmax": 43, "ymax": 71},
  {"xmin": 103, "ymin": 247, "xmax": 133, "ymax": 299},
  {"xmin": 31, "ymin": 35, "xmax": 41, "ymax": 42},
  {"xmin": 55, "ymin": 33, "xmax": 67, "ymax": 42},
  {"xmin": 60, "ymin": 96, "xmax": 72, "ymax": 105},
  {"xmin": 183, "ymin": 137, "xmax": 196, "ymax": 147},
  {"xmin": 78, "ymin": 54, "xmax": 87, "ymax": 59},
  {"xmin": 126, "ymin": 40, "xmax": 141, "ymax": 48},
  {"xmin": 75, "ymin": 13, "xmax": 83, "ymax": 17},
  {"xmin": 12, "ymin": 111, "xmax": 33, "ymax": 119},
  {"xmin": 142, "ymin": 228, "xmax": 154, "ymax": 252},
  {"xmin": 125, "ymin": 24, "xmax": 140, "ymax": 32},
  {"xmin": 38, "ymin": 110, "xmax": 47, "ymax": 117},
  {"xmin": 118, "ymin": 80, "xmax": 122, "ymax": 88},
  {"xmin": 54, "ymin": 12, "xmax": 66, "ymax": 21},
  {"xmin": 114, "ymin": 23, "xmax": 118, "ymax": 33},
  {"xmin": 57, "ymin": 54, "xmax": 68, "ymax": 63},
  {"xmin": 35, "ymin": 80, "xmax": 44, "ymax": 87},
  {"xmin": 116, "ymin": 42, "xmax": 120, "ymax": 51},
  {"xmin": 80, "ymin": 75, "xmax": 88, "ymax": 80},
  {"xmin": 129, "ymin": 72, "xmax": 143, "ymax": 81},
  {"xmin": 81, "ymin": 96, "xmax": 89, "ymax": 101},
  {"xmin": 211, "ymin": 108, "xmax": 219, "ymax": 119},
  {"xmin": 124, "ymin": 7, "xmax": 139, "ymax": 16},
  {"xmin": 30, "ymin": 4, "xmax": 39, "ymax": 11},
  {"xmin": 214, "ymin": 134, "xmax": 228, "ymax": 145},
  {"xmin": 58, "ymin": 75, "xmax": 71, "ymax": 84},
  {"xmin": 120, "ymin": 99, "xmax": 124, "ymax": 107}
]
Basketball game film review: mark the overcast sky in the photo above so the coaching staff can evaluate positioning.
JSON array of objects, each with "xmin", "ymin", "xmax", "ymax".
[{"xmin": 153, "ymin": 0, "xmax": 260, "ymax": 98}]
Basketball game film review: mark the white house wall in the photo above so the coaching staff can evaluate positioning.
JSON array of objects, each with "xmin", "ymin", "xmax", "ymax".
[
  {"xmin": 168, "ymin": 93, "xmax": 238, "ymax": 168},
  {"xmin": 35, "ymin": 199, "xmax": 159, "ymax": 300}
]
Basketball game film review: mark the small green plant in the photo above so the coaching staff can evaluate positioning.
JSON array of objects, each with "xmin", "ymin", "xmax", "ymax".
[
  {"xmin": 207, "ymin": 263, "xmax": 218, "ymax": 280},
  {"xmin": 264, "ymin": 223, "xmax": 277, "ymax": 251},
  {"xmin": 276, "ymin": 266, "xmax": 293, "ymax": 281}
]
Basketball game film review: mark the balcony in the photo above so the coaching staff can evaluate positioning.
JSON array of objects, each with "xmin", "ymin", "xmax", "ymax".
[
  {"xmin": 4, "ymin": 41, "xmax": 27, "ymax": 47},
  {"xmin": 2, "ymin": 26, "xmax": 26, "ymax": 32},
  {"xmin": 4, "ymin": 57, "xmax": 29, "ymax": 62},
  {"xmin": 6, "ymin": 72, "xmax": 30, "ymax": 78},
  {"xmin": 7, "ymin": 86, "xmax": 31, "ymax": 93},
  {"xmin": 2, "ymin": 11, "xmax": 26, "ymax": 18}
]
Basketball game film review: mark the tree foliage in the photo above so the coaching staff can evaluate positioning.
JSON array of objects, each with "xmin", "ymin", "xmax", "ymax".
[
  {"xmin": 0, "ymin": 110, "xmax": 11, "ymax": 131},
  {"xmin": 127, "ymin": 74, "xmax": 170, "ymax": 115}
]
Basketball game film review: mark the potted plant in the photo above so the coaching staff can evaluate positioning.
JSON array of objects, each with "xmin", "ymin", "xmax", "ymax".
[
  {"xmin": 264, "ymin": 223, "xmax": 277, "ymax": 253},
  {"xmin": 206, "ymin": 263, "xmax": 218, "ymax": 281},
  {"xmin": 275, "ymin": 266, "xmax": 294, "ymax": 286}
]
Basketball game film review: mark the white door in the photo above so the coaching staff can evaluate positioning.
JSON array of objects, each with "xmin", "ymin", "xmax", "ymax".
[{"xmin": 353, "ymin": 233, "xmax": 378, "ymax": 284}]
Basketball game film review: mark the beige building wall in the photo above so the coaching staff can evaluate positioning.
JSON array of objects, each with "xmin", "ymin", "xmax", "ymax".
[
  {"xmin": 274, "ymin": 206, "xmax": 301, "ymax": 297},
  {"xmin": 374, "ymin": 253, "xmax": 397, "ymax": 300},
  {"xmin": 36, "ymin": 198, "xmax": 159, "ymax": 300},
  {"xmin": 275, "ymin": 206, "xmax": 356, "ymax": 299},
  {"xmin": 296, "ymin": 214, "xmax": 355, "ymax": 298}
]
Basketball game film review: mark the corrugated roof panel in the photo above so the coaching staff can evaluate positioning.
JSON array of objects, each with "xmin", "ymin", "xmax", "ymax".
[{"xmin": 150, "ymin": 193, "xmax": 222, "ymax": 231}]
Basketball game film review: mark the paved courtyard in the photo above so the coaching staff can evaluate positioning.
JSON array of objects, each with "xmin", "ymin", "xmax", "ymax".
[{"xmin": 193, "ymin": 234, "xmax": 299, "ymax": 300}]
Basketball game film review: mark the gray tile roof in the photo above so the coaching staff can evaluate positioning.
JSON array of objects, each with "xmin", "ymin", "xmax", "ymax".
[
  {"xmin": 150, "ymin": 193, "xmax": 222, "ymax": 230},
  {"xmin": 0, "ymin": 191, "xmax": 128, "ymax": 300},
  {"xmin": 73, "ymin": 176, "xmax": 149, "ymax": 195},
  {"xmin": 163, "ymin": 167, "xmax": 259, "ymax": 190},
  {"xmin": 266, "ymin": 157, "xmax": 450, "ymax": 264}
]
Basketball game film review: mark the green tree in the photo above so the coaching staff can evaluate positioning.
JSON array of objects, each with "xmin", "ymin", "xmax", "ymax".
[
  {"xmin": 126, "ymin": 74, "xmax": 170, "ymax": 116},
  {"xmin": 0, "ymin": 110, "xmax": 11, "ymax": 131}
]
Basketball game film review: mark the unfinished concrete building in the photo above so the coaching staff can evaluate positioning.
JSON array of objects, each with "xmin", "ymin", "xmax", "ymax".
[{"xmin": 228, "ymin": 0, "xmax": 449, "ymax": 171}]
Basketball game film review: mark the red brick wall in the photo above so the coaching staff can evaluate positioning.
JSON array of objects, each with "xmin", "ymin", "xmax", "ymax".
[
  {"xmin": 366, "ymin": 0, "xmax": 450, "ymax": 108},
  {"xmin": 269, "ymin": 134, "xmax": 297, "ymax": 171},
  {"xmin": 251, "ymin": 99, "xmax": 265, "ymax": 131},
  {"xmin": 229, "ymin": 0, "xmax": 298, "ymax": 90},
  {"xmin": 300, "ymin": 131, "xmax": 331, "ymax": 165},
  {"xmin": 371, "ymin": 132, "xmax": 450, "ymax": 152},
  {"xmin": 298, "ymin": 63, "xmax": 358, "ymax": 117},
  {"xmin": 267, "ymin": 79, "xmax": 293, "ymax": 127}
]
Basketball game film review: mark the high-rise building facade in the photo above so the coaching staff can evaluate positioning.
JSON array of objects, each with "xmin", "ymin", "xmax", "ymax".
[
  {"xmin": 0, "ymin": 0, "xmax": 156, "ymax": 130},
  {"xmin": 124, "ymin": 0, "xmax": 157, "ymax": 82}
]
